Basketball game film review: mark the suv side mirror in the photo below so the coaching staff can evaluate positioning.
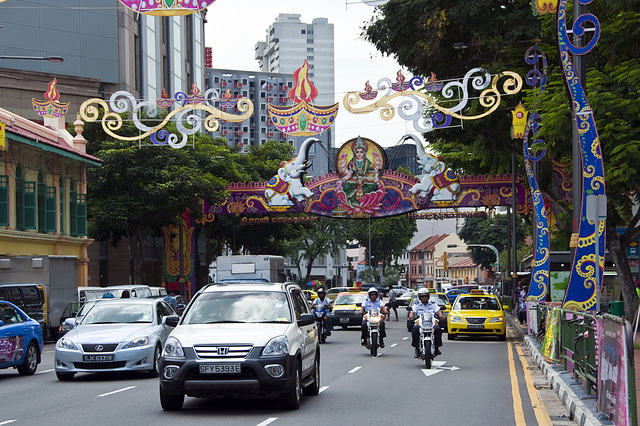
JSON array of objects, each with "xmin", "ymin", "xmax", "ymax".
[
  {"xmin": 165, "ymin": 315, "xmax": 180, "ymax": 327},
  {"xmin": 297, "ymin": 313, "xmax": 314, "ymax": 327}
]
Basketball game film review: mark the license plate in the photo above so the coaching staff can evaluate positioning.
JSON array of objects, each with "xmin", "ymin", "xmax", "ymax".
[
  {"xmin": 468, "ymin": 324, "xmax": 484, "ymax": 329},
  {"xmin": 340, "ymin": 318, "xmax": 349, "ymax": 323},
  {"xmin": 83, "ymin": 354, "xmax": 114, "ymax": 362},
  {"xmin": 199, "ymin": 364, "xmax": 241, "ymax": 374}
]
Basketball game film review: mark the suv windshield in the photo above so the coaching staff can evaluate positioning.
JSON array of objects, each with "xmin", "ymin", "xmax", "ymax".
[{"xmin": 183, "ymin": 291, "xmax": 292, "ymax": 324}]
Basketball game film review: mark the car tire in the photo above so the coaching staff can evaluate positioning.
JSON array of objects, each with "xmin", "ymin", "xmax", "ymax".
[
  {"xmin": 148, "ymin": 344, "xmax": 161, "ymax": 377},
  {"xmin": 302, "ymin": 354, "xmax": 320, "ymax": 396},
  {"xmin": 17, "ymin": 342, "xmax": 38, "ymax": 376},
  {"xmin": 279, "ymin": 362, "xmax": 301, "ymax": 410},
  {"xmin": 447, "ymin": 332, "xmax": 456, "ymax": 340},
  {"xmin": 56, "ymin": 372, "xmax": 75, "ymax": 381},
  {"xmin": 160, "ymin": 386, "xmax": 184, "ymax": 411}
]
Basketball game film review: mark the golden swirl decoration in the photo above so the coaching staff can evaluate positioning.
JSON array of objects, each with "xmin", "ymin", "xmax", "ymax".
[
  {"xmin": 591, "ymin": 138, "xmax": 602, "ymax": 159},
  {"xmin": 577, "ymin": 232, "xmax": 596, "ymax": 248},
  {"xmin": 575, "ymin": 253, "xmax": 596, "ymax": 278}
]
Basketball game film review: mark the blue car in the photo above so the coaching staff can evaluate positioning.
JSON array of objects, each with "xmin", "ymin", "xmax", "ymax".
[
  {"xmin": 0, "ymin": 300, "xmax": 43, "ymax": 375},
  {"xmin": 445, "ymin": 289, "xmax": 469, "ymax": 305}
]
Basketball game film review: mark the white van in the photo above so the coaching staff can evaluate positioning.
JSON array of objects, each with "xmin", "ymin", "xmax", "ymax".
[
  {"xmin": 77, "ymin": 287, "xmax": 108, "ymax": 302},
  {"xmin": 103, "ymin": 285, "xmax": 152, "ymax": 299}
]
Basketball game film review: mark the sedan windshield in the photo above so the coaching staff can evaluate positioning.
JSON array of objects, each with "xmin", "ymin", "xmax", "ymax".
[
  {"xmin": 454, "ymin": 297, "xmax": 501, "ymax": 311},
  {"xmin": 82, "ymin": 303, "xmax": 154, "ymax": 324},
  {"xmin": 334, "ymin": 294, "xmax": 365, "ymax": 305},
  {"xmin": 183, "ymin": 291, "xmax": 292, "ymax": 324}
]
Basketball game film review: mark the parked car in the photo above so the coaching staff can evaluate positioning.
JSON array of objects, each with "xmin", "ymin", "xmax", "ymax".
[
  {"xmin": 54, "ymin": 298, "xmax": 178, "ymax": 380},
  {"xmin": 330, "ymin": 291, "xmax": 367, "ymax": 329},
  {"xmin": 159, "ymin": 281, "xmax": 320, "ymax": 411},
  {"xmin": 0, "ymin": 300, "xmax": 43, "ymax": 375}
]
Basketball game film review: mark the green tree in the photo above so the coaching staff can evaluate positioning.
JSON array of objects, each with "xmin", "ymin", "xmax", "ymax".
[
  {"xmin": 365, "ymin": 1, "xmax": 640, "ymax": 318},
  {"xmin": 350, "ymin": 215, "xmax": 417, "ymax": 281}
]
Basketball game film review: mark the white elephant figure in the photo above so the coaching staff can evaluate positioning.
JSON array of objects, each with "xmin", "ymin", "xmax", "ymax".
[
  {"xmin": 264, "ymin": 138, "xmax": 318, "ymax": 206},
  {"xmin": 405, "ymin": 134, "xmax": 461, "ymax": 202}
]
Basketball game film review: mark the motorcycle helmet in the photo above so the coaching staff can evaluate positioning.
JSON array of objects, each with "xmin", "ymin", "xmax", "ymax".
[
  {"xmin": 368, "ymin": 287, "xmax": 378, "ymax": 295},
  {"xmin": 317, "ymin": 288, "xmax": 326, "ymax": 294},
  {"xmin": 418, "ymin": 288, "xmax": 429, "ymax": 296}
]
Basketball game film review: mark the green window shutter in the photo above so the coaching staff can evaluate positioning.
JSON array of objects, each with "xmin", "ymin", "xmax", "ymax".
[
  {"xmin": 59, "ymin": 180, "xmax": 65, "ymax": 235},
  {"xmin": 23, "ymin": 181, "xmax": 36, "ymax": 230},
  {"xmin": 16, "ymin": 178, "xmax": 24, "ymax": 230},
  {"xmin": 45, "ymin": 186, "xmax": 56, "ymax": 233},
  {"xmin": 0, "ymin": 176, "xmax": 8, "ymax": 226},
  {"xmin": 70, "ymin": 191, "xmax": 77, "ymax": 236},
  {"xmin": 75, "ymin": 193, "xmax": 86, "ymax": 236},
  {"xmin": 37, "ymin": 182, "xmax": 45, "ymax": 232}
]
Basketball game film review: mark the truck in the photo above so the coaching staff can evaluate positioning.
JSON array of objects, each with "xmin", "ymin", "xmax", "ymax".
[
  {"xmin": 0, "ymin": 255, "xmax": 78, "ymax": 339},
  {"xmin": 214, "ymin": 255, "xmax": 286, "ymax": 283}
]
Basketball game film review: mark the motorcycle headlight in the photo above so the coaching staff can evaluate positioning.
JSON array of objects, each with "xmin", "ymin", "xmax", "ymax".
[
  {"xmin": 262, "ymin": 335, "xmax": 289, "ymax": 356},
  {"xmin": 163, "ymin": 337, "xmax": 185, "ymax": 358},
  {"xmin": 57, "ymin": 338, "xmax": 79, "ymax": 351},
  {"xmin": 122, "ymin": 336, "xmax": 149, "ymax": 349},
  {"xmin": 448, "ymin": 315, "xmax": 463, "ymax": 323},
  {"xmin": 489, "ymin": 316, "xmax": 504, "ymax": 323}
]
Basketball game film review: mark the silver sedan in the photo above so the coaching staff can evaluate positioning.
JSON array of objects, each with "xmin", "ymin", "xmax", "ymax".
[{"xmin": 54, "ymin": 298, "xmax": 178, "ymax": 381}]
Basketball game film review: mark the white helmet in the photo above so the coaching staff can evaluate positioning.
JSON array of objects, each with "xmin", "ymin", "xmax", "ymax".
[
  {"xmin": 368, "ymin": 287, "xmax": 378, "ymax": 295},
  {"xmin": 418, "ymin": 288, "xmax": 429, "ymax": 296}
]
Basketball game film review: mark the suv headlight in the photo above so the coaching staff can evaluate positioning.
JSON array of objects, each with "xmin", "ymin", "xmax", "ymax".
[
  {"xmin": 122, "ymin": 336, "xmax": 149, "ymax": 349},
  {"xmin": 262, "ymin": 335, "xmax": 289, "ymax": 356},
  {"xmin": 489, "ymin": 316, "xmax": 504, "ymax": 323},
  {"xmin": 162, "ymin": 336, "xmax": 185, "ymax": 358},
  {"xmin": 448, "ymin": 315, "xmax": 463, "ymax": 323}
]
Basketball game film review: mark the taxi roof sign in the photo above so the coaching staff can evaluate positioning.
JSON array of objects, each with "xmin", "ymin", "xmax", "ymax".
[
  {"xmin": 469, "ymin": 289, "xmax": 484, "ymax": 294},
  {"xmin": 428, "ymin": 288, "xmax": 436, "ymax": 293}
]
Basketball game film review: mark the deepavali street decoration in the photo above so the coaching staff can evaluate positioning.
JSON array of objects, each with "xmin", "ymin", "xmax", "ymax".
[
  {"xmin": 32, "ymin": 78, "xmax": 69, "ymax": 118},
  {"xmin": 268, "ymin": 60, "xmax": 339, "ymax": 136},
  {"xmin": 118, "ymin": 0, "xmax": 217, "ymax": 15},
  {"xmin": 558, "ymin": 0, "xmax": 605, "ymax": 312},
  {"xmin": 532, "ymin": 0, "xmax": 559, "ymax": 14},
  {"xmin": 520, "ymin": 45, "xmax": 550, "ymax": 303},
  {"xmin": 343, "ymin": 67, "xmax": 523, "ymax": 133},
  {"xmin": 79, "ymin": 83, "xmax": 253, "ymax": 149},
  {"xmin": 199, "ymin": 134, "xmax": 538, "ymax": 221},
  {"xmin": 162, "ymin": 211, "xmax": 195, "ymax": 297}
]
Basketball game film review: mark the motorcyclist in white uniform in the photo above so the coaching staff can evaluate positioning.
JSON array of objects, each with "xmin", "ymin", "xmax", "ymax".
[
  {"xmin": 311, "ymin": 288, "xmax": 333, "ymax": 335},
  {"xmin": 409, "ymin": 288, "xmax": 444, "ymax": 358},
  {"xmin": 359, "ymin": 287, "xmax": 388, "ymax": 348}
]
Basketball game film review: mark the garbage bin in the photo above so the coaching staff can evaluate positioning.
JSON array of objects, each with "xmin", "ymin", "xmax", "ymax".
[{"xmin": 608, "ymin": 300, "xmax": 624, "ymax": 316}]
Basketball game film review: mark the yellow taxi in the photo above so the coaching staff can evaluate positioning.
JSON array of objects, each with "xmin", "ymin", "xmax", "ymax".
[
  {"xmin": 447, "ymin": 289, "xmax": 508, "ymax": 340},
  {"xmin": 302, "ymin": 289, "xmax": 318, "ymax": 302},
  {"xmin": 330, "ymin": 291, "xmax": 368, "ymax": 329},
  {"xmin": 407, "ymin": 289, "xmax": 452, "ymax": 332}
]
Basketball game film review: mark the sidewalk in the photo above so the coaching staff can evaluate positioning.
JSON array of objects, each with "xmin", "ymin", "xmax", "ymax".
[{"xmin": 508, "ymin": 315, "xmax": 614, "ymax": 426}]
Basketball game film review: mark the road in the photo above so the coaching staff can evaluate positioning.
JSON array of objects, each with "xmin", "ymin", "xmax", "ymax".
[{"xmin": 0, "ymin": 316, "xmax": 575, "ymax": 426}]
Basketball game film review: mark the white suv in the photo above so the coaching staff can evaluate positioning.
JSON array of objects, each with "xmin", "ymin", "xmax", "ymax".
[{"xmin": 159, "ymin": 282, "xmax": 320, "ymax": 411}]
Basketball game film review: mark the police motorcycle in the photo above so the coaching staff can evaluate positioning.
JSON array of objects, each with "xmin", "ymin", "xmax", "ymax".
[
  {"xmin": 313, "ymin": 304, "xmax": 331, "ymax": 343},
  {"xmin": 414, "ymin": 308, "xmax": 438, "ymax": 368},
  {"xmin": 363, "ymin": 308, "xmax": 384, "ymax": 357}
]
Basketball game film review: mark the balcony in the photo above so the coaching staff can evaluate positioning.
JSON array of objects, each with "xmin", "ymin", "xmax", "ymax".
[{"xmin": 234, "ymin": 83, "xmax": 242, "ymax": 88}]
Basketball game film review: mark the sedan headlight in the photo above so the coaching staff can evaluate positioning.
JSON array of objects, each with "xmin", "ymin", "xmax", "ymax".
[
  {"xmin": 57, "ymin": 338, "xmax": 79, "ymax": 350},
  {"xmin": 489, "ymin": 316, "xmax": 505, "ymax": 323},
  {"xmin": 448, "ymin": 315, "xmax": 463, "ymax": 323},
  {"xmin": 122, "ymin": 336, "xmax": 149, "ymax": 349},
  {"xmin": 162, "ymin": 337, "xmax": 185, "ymax": 358},
  {"xmin": 262, "ymin": 335, "xmax": 289, "ymax": 356}
]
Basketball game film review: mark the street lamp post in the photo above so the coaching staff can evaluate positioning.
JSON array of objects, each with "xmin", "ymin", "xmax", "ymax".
[{"xmin": 447, "ymin": 243, "xmax": 500, "ymax": 284}]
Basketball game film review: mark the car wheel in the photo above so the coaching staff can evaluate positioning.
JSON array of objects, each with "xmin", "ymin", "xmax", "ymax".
[
  {"xmin": 302, "ymin": 354, "xmax": 320, "ymax": 396},
  {"xmin": 56, "ymin": 372, "xmax": 75, "ymax": 381},
  {"xmin": 17, "ymin": 342, "xmax": 38, "ymax": 375},
  {"xmin": 280, "ymin": 362, "xmax": 301, "ymax": 410},
  {"xmin": 160, "ymin": 385, "xmax": 184, "ymax": 411},
  {"xmin": 447, "ymin": 332, "xmax": 456, "ymax": 340},
  {"xmin": 148, "ymin": 344, "xmax": 161, "ymax": 377}
]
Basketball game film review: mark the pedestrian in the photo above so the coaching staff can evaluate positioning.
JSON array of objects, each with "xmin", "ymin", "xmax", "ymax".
[
  {"xmin": 385, "ymin": 284, "xmax": 398, "ymax": 321},
  {"xmin": 518, "ymin": 286, "xmax": 528, "ymax": 325}
]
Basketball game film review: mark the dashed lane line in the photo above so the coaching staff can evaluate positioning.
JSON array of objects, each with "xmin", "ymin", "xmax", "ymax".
[
  {"xmin": 97, "ymin": 386, "xmax": 137, "ymax": 397},
  {"xmin": 256, "ymin": 418, "xmax": 278, "ymax": 426},
  {"xmin": 0, "ymin": 420, "xmax": 17, "ymax": 425},
  {"xmin": 319, "ymin": 386, "xmax": 329, "ymax": 393},
  {"xmin": 348, "ymin": 366, "xmax": 362, "ymax": 374},
  {"xmin": 35, "ymin": 369, "xmax": 54, "ymax": 375}
]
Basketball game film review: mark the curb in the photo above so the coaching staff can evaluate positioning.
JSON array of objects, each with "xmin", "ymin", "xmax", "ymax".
[{"xmin": 508, "ymin": 315, "xmax": 612, "ymax": 426}]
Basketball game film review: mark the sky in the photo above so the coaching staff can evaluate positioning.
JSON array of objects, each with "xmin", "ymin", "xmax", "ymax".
[{"xmin": 204, "ymin": 0, "xmax": 421, "ymax": 148}]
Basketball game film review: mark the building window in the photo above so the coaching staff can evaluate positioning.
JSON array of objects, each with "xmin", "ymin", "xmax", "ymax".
[
  {"xmin": 301, "ymin": 29, "xmax": 306, "ymax": 34},
  {"xmin": 59, "ymin": 177, "xmax": 65, "ymax": 235},
  {"xmin": 0, "ymin": 175, "xmax": 8, "ymax": 226}
]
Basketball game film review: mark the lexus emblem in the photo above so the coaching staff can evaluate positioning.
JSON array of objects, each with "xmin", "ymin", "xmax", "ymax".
[
  {"xmin": 95, "ymin": 345, "xmax": 104, "ymax": 352},
  {"xmin": 217, "ymin": 347, "xmax": 229, "ymax": 355}
]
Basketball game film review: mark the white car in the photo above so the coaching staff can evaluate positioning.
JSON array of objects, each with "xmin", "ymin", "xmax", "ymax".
[
  {"xmin": 54, "ymin": 298, "xmax": 178, "ymax": 380},
  {"xmin": 159, "ymin": 282, "xmax": 320, "ymax": 411}
]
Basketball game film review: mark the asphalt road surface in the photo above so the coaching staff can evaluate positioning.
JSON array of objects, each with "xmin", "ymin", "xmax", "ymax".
[{"xmin": 0, "ymin": 316, "xmax": 575, "ymax": 426}]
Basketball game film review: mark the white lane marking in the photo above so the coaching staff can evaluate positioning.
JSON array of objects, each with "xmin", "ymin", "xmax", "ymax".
[
  {"xmin": 390, "ymin": 343, "xmax": 398, "ymax": 348},
  {"xmin": 256, "ymin": 418, "xmax": 278, "ymax": 426},
  {"xmin": 97, "ymin": 386, "xmax": 137, "ymax": 397},
  {"xmin": 421, "ymin": 368, "xmax": 442, "ymax": 377},
  {"xmin": 35, "ymin": 368, "xmax": 54, "ymax": 375},
  {"xmin": 402, "ymin": 337, "xmax": 409, "ymax": 340},
  {"xmin": 0, "ymin": 420, "xmax": 17, "ymax": 425},
  {"xmin": 348, "ymin": 366, "xmax": 362, "ymax": 374},
  {"xmin": 319, "ymin": 386, "xmax": 329, "ymax": 393}
]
